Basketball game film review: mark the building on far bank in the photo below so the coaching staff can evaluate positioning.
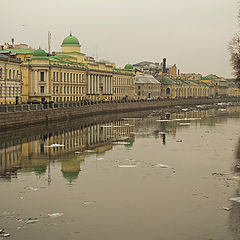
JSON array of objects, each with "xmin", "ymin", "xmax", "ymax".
[
  {"xmin": 1, "ymin": 34, "xmax": 135, "ymax": 102},
  {"xmin": 0, "ymin": 52, "xmax": 22, "ymax": 104},
  {"xmin": 133, "ymin": 58, "xmax": 177, "ymax": 78},
  {"xmin": 135, "ymin": 74, "xmax": 161, "ymax": 99}
]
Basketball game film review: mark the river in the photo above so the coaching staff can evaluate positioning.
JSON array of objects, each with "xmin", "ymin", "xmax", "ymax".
[{"xmin": 1, "ymin": 102, "xmax": 240, "ymax": 240}]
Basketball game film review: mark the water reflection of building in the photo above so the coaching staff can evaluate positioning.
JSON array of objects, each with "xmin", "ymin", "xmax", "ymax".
[
  {"xmin": 0, "ymin": 119, "xmax": 135, "ymax": 183},
  {"xmin": 0, "ymin": 144, "xmax": 22, "ymax": 180}
]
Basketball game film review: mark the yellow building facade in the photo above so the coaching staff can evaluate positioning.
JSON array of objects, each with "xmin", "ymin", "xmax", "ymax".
[
  {"xmin": 4, "ymin": 34, "xmax": 135, "ymax": 103},
  {"xmin": 0, "ymin": 53, "xmax": 22, "ymax": 104}
]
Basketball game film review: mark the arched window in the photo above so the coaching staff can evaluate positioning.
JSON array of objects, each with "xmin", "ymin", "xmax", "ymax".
[{"xmin": 166, "ymin": 88, "xmax": 171, "ymax": 95}]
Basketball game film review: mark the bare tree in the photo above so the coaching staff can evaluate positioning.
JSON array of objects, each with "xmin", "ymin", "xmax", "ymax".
[
  {"xmin": 229, "ymin": 4, "xmax": 240, "ymax": 83},
  {"xmin": 229, "ymin": 33, "xmax": 240, "ymax": 82}
]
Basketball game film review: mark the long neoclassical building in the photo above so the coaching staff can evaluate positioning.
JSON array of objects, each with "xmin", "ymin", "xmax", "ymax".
[{"xmin": 1, "ymin": 34, "xmax": 135, "ymax": 103}]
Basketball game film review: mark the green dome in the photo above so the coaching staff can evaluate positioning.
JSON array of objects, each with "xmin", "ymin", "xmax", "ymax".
[
  {"xmin": 33, "ymin": 48, "xmax": 47, "ymax": 57},
  {"xmin": 124, "ymin": 64, "xmax": 133, "ymax": 71},
  {"xmin": 61, "ymin": 170, "xmax": 80, "ymax": 183},
  {"xmin": 62, "ymin": 34, "xmax": 80, "ymax": 45},
  {"xmin": 33, "ymin": 165, "xmax": 47, "ymax": 176}
]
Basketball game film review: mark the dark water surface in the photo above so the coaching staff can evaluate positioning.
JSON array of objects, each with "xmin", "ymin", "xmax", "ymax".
[{"xmin": 1, "ymin": 103, "xmax": 240, "ymax": 240}]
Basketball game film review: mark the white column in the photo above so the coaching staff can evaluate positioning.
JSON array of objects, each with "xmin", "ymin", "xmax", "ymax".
[
  {"xmin": 103, "ymin": 76, "xmax": 105, "ymax": 94},
  {"xmin": 110, "ymin": 76, "xmax": 112, "ymax": 94},
  {"xmin": 108, "ymin": 76, "xmax": 110, "ymax": 94},
  {"xmin": 94, "ymin": 75, "xmax": 97, "ymax": 94},
  {"xmin": 88, "ymin": 75, "xmax": 90, "ymax": 94},
  {"xmin": 106, "ymin": 76, "xmax": 108, "ymax": 94},
  {"xmin": 30, "ymin": 71, "xmax": 33, "ymax": 93},
  {"xmin": 97, "ymin": 75, "xmax": 99, "ymax": 94},
  {"xmin": 91, "ymin": 75, "xmax": 94, "ymax": 94},
  {"xmin": 46, "ymin": 71, "xmax": 49, "ymax": 93},
  {"xmin": 35, "ymin": 70, "xmax": 38, "ymax": 93}
]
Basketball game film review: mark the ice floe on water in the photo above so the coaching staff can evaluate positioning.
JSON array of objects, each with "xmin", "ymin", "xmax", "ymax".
[
  {"xmin": 45, "ymin": 143, "xmax": 65, "ymax": 148},
  {"xmin": 229, "ymin": 197, "xmax": 240, "ymax": 203},
  {"xmin": 179, "ymin": 123, "xmax": 191, "ymax": 126},
  {"xmin": 47, "ymin": 213, "xmax": 64, "ymax": 218},
  {"xmin": 155, "ymin": 164, "xmax": 169, "ymax": 168},
  {"xmin": 113, "ymin": 142, "xmax": 131, "ymax": 145},
  {"xmin": 118, "ymin": 164, "xmax": 137, "ymax": 168}
]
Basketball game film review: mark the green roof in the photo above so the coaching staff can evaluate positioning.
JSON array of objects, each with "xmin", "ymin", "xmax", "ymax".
[
  {"xmin": 33, "ymin": 165, "xmax": 47, "ymax": 176},
  {"xmin": 157, "ymin": 77, "xmax": 173, "ymax": 85},
  {"xmin": 0, "ymin": 48, "xmax": 34, "ymax": 54},
  {"xmin": 201, "ymin": 74, "xmax": 220, "ymax": 80},
  {"xmin": 62, "ymin": 34, "xmax": 80, "ymax": 45},
  {"xmin": 61, "ymin": 170, "xmax": 80, "ymax": 183},
  {"xmin": 124, "ymin": 64, "xmax": 133, "ymax": 71},
  {"xmin": 33, "ymin": 48, "xmax": 47, "ymax": 57}
]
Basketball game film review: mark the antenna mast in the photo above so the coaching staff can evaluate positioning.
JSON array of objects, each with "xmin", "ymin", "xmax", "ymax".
[{"xmin": 48, "ymin": 31, "xmax": 51, "ymax": 54}]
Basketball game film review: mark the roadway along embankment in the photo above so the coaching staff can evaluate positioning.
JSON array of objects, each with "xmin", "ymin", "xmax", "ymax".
[{"xmin": 0, "ymin": 97, "xmax": 239, "ymax": 130}]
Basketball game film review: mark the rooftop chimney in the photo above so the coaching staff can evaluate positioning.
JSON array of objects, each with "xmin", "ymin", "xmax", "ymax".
[{"xmin": 163, "ymin": 58, "xmax": 167, "ymax": 74}]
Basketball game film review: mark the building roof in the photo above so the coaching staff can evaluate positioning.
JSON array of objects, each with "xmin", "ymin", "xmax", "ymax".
[
  {"xmin": 62, "ymin": 34, "xmax": 80, "ymax": 45},
  {"xmin": 156, "ymin": 77, "xmax": 173, "ymax": 85},
  {"xmin": 201, "ymin": 74, "xmax": 221, "ymax": 80},
  {"xmin": 124, "ymin": 64, "xmax": 133, "ymax": 71},
  {"xmin": 33, "ymin": 48, "xmax": 47, "ymax": 57},
  {"xmin": 0, "ymin": 48, "xmax": 34, "ymax": 54},
  {"xmin": 135, "ymin": 74, "xmax": 160, "ymax": 84}
]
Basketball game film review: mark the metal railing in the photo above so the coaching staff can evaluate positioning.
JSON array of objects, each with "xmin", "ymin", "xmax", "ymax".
[{"xmin": 0, "ymin": 96, "xmax": 236, "ymax": 113}]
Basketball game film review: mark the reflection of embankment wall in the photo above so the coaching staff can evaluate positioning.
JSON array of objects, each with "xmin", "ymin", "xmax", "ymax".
[{"xmin": 0, "ymin": 97, "xmax": 239, "ymax": 130}]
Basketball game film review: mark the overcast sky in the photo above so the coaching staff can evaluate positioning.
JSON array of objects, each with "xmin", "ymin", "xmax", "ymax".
[{"xmin": 0, "ymin": 0, "xmax": 238, "ymax": 77}]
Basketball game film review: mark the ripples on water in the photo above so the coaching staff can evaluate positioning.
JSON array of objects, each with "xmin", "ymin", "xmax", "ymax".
[{"xmin": 1, "ymin": 102, "xmax": 240, "ymax": 239}]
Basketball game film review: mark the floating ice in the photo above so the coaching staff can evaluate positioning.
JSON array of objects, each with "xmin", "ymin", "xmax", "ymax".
[
  {"xmin": 82, "ymin": 201, "xmax": 96, "ymax": 205},
  {"xmin": 25, "ymin": 187, "xmax": 40, "ymax": 191},
  {"xmin": 222, "ymin": 207, "xmax": 232, "ymax": 211},
  {"xmin": 45, "ymin": 143, "xmax": 65, "ymax": 148},
  {"xmin": 118, "ymin": 165, "xmax": 137, "ymax": 168},
  {"xmin": 113, "ymin": 142, "xmax": 130, "ymax": 145},
  {"xmin": 156, "ymin": 119, "xmax": 172, "ymax": 122},
  {"xmin": 48, "ymin": 213, "xmax": 64, "ymax": 218},
  {"xmin": 25, "ymin": 218, "xmax": 40, "ymax": 224},
  {"xmin": 156, "ymin": 164, "xmax": 169, "ymax": 168},
  {"xmin": 84, "ymin": 150, "xmax": 95, "ymax": 153},
  {"xmin": 229, "ymin": 197, "xmax": 240, "ymax": 203}
]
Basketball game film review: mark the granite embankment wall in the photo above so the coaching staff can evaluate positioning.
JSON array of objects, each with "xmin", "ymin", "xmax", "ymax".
[{"xmin": 0, "ymin": 97, "xmax": 239, "ymax": 130}]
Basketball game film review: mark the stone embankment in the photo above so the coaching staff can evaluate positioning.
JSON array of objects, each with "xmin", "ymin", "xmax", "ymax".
[{"xmin": 0, "ymin": 97, "xmax": 239, "ymax": 130}]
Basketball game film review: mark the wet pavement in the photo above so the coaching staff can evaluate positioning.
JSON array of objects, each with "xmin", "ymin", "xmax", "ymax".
[{"xmin": 1, "ymin": 102, "xmax": 240, "ymax": 239}]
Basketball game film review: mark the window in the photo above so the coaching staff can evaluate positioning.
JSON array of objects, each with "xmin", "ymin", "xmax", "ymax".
[
  {"xmin": 64, "ymin": 73, "xmax": 66, "ymax": 82},
  {"xmin": 56, "ymin": 72, "xmax": 59, "ymax": 82},
  {"xmin": 53, "ymin": 72, "xmax": 55, "ymax": 81},
  {"xmin": 9, "ymin": 69, "xmax": 11, "ymax": 79},
  {"xmin": 40, "ymin": 72, "xmax": 44, "ymax": 81},
  {"xmin": 138, "ymin": 86, "xmax": 141, "ymax": 90},
  {"xmin": 13, "ymin": 70, "xmax": 15, "ymax": 79},
  {"xmin": 0, "ymin": 68, "xmax": 2, "ymax": 79},
  {"xmin": 60, "ymin": 72, "xmax": 62, "ymax": 82},
  {"xmin": 16, "ymin": 70, "xmax": 19, "ymax": 80},
  {"xmin": 166, "ymin": 88, "xmax": 171, "ymax": 95},
  {"xmin": 67, "ymin": 73, "xmax": 69, "ymax": 82},
  {"xmin": 40, "ymin": 86, "xmax": 44, "ymax": 93}
]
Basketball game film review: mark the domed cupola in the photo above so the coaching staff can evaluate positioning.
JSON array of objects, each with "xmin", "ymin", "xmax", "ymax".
[
  {"xmin": 32, "ymin": 48, "xmax": 48, "ymax": 59},
  {"xmin": 61, "ymin": 33, "xmax": 81, "ymax": 53},
  {"xmin": 124, "ymin": 64, "xmax": 134, "ymax": 71}
]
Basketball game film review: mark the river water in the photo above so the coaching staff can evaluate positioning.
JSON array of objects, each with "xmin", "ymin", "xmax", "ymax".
[{"xmin": 1, "ymin": 102, "xmax": 240, "ymax": 240}]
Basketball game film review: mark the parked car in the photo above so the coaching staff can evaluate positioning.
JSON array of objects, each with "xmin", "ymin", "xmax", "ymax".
[{"xmin": 27, "ymin": 100, "xmax": 43, "ymax": 104}]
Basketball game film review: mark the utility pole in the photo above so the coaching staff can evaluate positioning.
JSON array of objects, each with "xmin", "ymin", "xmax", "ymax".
[{"xmin": 48, "ymin": 31, "xmax": 51, "ymax": 55}]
